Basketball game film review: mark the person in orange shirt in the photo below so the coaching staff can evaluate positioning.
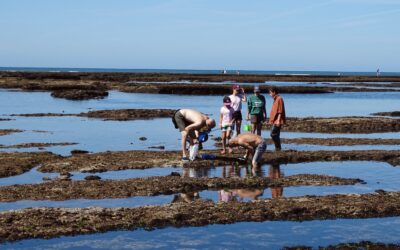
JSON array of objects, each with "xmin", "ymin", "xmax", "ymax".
[{"xmin": 268, "ymin": 87, "xmax": 286, "ymax": 151}]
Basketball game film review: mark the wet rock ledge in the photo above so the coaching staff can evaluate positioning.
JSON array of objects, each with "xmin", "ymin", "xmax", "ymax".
[
  {"xmin": 266, "ymin": 116, "xmax": 400, "ymax": 133},
  {"xmin": 2, "ymin": 191, "xmax": 400, "ymax": 242},
  {"xmin": 0, "ymin": 174, "xmax": 362, "ymax": 202},
  {"xmin": 1, "ymin": 73, "xmax": 400, "ymax": 100},
  {"xmin": 286, "ymin": 241, "xmax": 400, "ymax": 250},
  {"xmin": 118, "ymin": 83, "xmax": 333, "ymax": 95},
  {"xmin": 0, "ymin": 129, "xmax": 23, "ymax": 136},
  {"xmin": 0, "ymin": 152, "xmax": 61, "ymax": 178},
  {"xmin": 214, "ymin": 137, "xmax": 400, "ymax": 146},
  {"xmin": 36, "ymin": 150, "xmax": 400, "ymax": 174},
  {"xmin": 280, "ymin": 137, "xmax": 400, "ymax": 146},
  {"xmin": 371, "ymin": 111, "xmax": 400, "ymax": 117},
  {"xmin": 11, "ymin": 108, "xmax": 176, "ymax": 121},
  {"xmin": 51, "ymin": 89, "xmax": 108, "ymax": 100},
  {"xmin": 81, "ymin": 109, "xmax": 175, "ymax": 121},
  {"xmin": 0, "ymin": 142, "xmax": 77, "ymax": 149}
]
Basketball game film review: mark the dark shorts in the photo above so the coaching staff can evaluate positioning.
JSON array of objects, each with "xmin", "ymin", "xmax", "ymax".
[
  {"xmin": 172, "ymin": 110, "xmax": 189, "ymax": 132},
  {"xmin": 250, "ymin": 114, "xmax": 264, "ymax": 124},
  {"xmin": 232, "ymin": 111, "xmax": 242, "ymax": 121}
]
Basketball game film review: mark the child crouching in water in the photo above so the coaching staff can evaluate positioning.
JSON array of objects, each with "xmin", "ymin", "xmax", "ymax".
[{"xmin": 220, "ymin": 96, "xmax": 235, "ymax": 154}]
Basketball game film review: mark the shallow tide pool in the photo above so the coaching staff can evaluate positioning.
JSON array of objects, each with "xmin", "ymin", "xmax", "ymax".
[
  {"xmin": 3, "ymin": 217, "xmax": 400, "ymax": 249},
  {"xmin": 1, "ymin": 161, "xmax": 398, "ymax": 211}
]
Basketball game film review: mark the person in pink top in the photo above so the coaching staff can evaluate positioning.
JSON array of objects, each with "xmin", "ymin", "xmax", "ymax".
[{"xmin": 219, "ymin": 96, "xmax": 235, "ymax": 154}]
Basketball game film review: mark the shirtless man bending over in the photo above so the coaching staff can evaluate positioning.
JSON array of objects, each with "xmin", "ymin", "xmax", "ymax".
[
  {"xmin": 228, "ymin": 133, "xmax": 266, "ymax": 167},
  {"xmin": 172, "ymin": 109, "xmax": 216, "ymax": 160}
]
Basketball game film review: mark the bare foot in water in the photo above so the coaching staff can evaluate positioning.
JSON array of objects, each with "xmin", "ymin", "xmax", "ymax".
[{"xmin": 220, "ymin": 149, "xmax": 226, "ymax": 154}]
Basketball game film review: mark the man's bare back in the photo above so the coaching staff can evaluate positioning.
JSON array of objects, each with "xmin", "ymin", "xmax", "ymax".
[
  {"xmin": 228, "ymin": 133, "xmax": 266, "ymax": 167},
  {"xmin": 179, "ymin": 109, "xmax": 207, "ymax": 131},
  {"xmin": 228, "ymin": 133, "xmax": 263, "ymax": 149},
  {"xmin": 173, "ymin": 109, "xmax": 216, "ymax": 160}
]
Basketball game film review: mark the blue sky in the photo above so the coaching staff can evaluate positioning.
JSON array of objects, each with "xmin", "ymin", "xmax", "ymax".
[{"xmin": 1, "ymin": 0, "xmax": 399, "ymax": 71}]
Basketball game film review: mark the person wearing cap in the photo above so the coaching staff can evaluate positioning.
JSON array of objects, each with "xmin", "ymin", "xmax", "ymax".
[
  {"xmin": 246, "ymin": 86, "xmax": 267, "ymax": 136},
  {"xmin": 268, "ymin": 86, "xmax": 286, "ymax": 151},
  {"xmin": 172, "ymin": 109, "xmax": 216, "ymax": 161},
  {"xmin": 229, "ymin": 84, "xmax": 247, "ymax": 136},
  {"xmin": 219, "ymin": 96, "xmax": 235, "ymax": 154}
]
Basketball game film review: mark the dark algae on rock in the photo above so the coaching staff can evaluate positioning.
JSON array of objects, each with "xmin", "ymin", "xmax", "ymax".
[{"xmin": 3, "ymin": 191, "xmax": 400, "ymax": 242}]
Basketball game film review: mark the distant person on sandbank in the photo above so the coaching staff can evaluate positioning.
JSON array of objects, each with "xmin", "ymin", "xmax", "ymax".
[
  {"xmin": 246, "ymin": 86, "xmax": 266, "ymax": 136},
  {"xmin": 229, "ymin": 84, "xmax": 247, "ymax": 136},
  {"xmin": 172, "ymin": 109, "xmax": 216, "ymax": 161},
  {"xmin": 228, "ymin": 132, "xmax": 266, "ymax": 168},
  {"xmin": 268, "ymin": 87, "xmax": 286, "ymax": 151}
]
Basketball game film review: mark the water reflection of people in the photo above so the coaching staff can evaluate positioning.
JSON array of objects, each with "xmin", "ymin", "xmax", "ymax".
[
  {"xmin": 221, "ymin": 164, "xmax": 241, "ymax": 178},
  {"xmin": 172, "ymin": 192, "xmax": 200, "ymax": 203},
  {"xmin": 218, "ymin": 163, "xmax": 264, "ymax": 202},
  {"xmin": 234, "ymin": 188, "xmax": 264, "ymax": 201},
  {"xmin": 182, "ymin": 167, "xmax": 213, "ymax": 178},
  {"xmin": 269, "ymin": 164, "xmax": 283, "ymax": 198},
  {"xmin": 219, "ymin": 189, "xmax": 237, "ymax": 202},
  {"xmin": 219, "ymin": 188, "xmax": 264, "ymax": 202}
]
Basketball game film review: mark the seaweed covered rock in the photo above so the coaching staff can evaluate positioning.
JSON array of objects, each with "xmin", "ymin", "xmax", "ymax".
[{"xmin": 51, "ymin": 89, "xmax": 108, "ymax": 100}]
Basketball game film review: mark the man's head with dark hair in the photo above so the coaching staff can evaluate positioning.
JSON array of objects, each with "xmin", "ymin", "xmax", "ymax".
[{"xmin": 268, "ymin": 86, "xmax": 279, "ymax": 94}]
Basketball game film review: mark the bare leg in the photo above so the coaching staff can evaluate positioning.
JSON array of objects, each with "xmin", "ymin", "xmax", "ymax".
[
  {"xmin": 227, "ymin": 130, "xmax": 232, "ymax": 153},
  {"xmin": 221, "ymin": 131, "xmax": 226, "ymax": 154},
  {"xmin": 180, "ymin": 131, "xmax": 188, "ymax": 157}
]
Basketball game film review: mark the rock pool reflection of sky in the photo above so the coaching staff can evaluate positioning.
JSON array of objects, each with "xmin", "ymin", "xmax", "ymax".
[{"xmin": 4, "ymin": 217, "xmax": 400, "ymax": 249}]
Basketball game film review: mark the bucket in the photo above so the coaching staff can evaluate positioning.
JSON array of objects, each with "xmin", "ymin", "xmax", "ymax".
[{"xmin": 244, "ymin": 124, "xmax": 251, "ymax": 131}]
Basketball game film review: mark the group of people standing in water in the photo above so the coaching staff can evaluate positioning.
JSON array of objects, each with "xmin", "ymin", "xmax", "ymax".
[{"xmin": 172, "ymin": 84, "xmax": 286, "ymax": 166}]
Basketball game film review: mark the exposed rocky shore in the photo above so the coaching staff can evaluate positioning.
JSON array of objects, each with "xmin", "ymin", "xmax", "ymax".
[
  {"xmin": 0, "ymin": 152, "xmax": 61, "ymax": 178},
  {"xmin": 2, "ymin": 191, "xmax": 400, "ymax": 242},
  {"xmin": 0, "ymin": 142, "xmax": 77, "ymax": 149},
  {"xmin": 1, "ymin": 72, "xmax": 400, "ymax": 100},
  {"xmin": 214, "ymin": 137, "xmax": 400, "ymax": 146},
  {"xmin": 0, "ymin": 174, "xmax": 362, "ymax": 202},
  {"xmin": 11, "ymin": 108, "xmax": 176, "ymax": 121},
  {"xmin": 36, "ymin": 150, "xmax": 400, "ymax": 174},
  {"xmin": 371, "ymin": 111, "xmax": 400, "ymax": 117},
  {"xmin": 270, "ymin": 116, "xmax": 400, "ymax": 133},
  {"xmin": 0, "ymin": 129, "xmax": 23, "ymax": 136},
  {"xmin": 1, "ymin": 71, "xmax": 399, "ymax": 83}
]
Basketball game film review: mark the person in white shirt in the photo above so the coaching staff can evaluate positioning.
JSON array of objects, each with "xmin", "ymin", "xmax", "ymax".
[
  {"xmin": 229, "ymin": 84, "xmax": 247, "ymax": 136},
  {"xmin": 219, "ymin": 96, "xmax": 235, "ymax": 154}
]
